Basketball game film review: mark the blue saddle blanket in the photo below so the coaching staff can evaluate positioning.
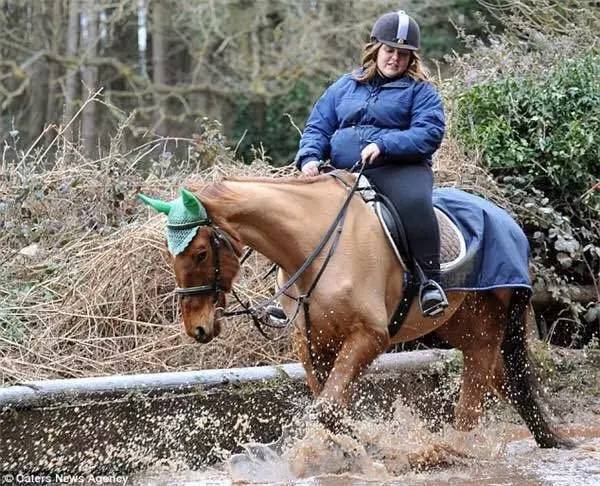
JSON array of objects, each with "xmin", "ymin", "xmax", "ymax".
[{"xmin": 433, "ymin": 187, "xmax": 531, "ymax": 292}]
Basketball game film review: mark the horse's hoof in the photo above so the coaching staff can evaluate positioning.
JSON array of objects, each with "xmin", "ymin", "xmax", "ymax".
[
  {"xmin": 228, "ymin": 443, "xmax": 293, "ymax": 482},
  {"xmin": 539, "ymin": 434, "xmax": 577, "ymax": 449},
  {"xmin": 241, "ymin": 441, "xmax": 281, "ymax": 462},
  {"xmin": 407, "ymin": 443, "xmax": 471, "ymax": 471},
  {"xmin": 306, "ymin": 400, "xmax": 350, "ymax": 435}
]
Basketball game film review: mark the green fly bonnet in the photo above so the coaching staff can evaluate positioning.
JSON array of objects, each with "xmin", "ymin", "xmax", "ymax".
[{"xmin": 138, "ymin": 188, "xmax": 210, "ymax": 256}]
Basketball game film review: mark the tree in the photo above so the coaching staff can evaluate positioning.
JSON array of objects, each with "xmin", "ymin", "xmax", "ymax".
[
  {"xmin": 81, "ymin": 0, "xmax": 99, "ymax": 156},
  {"xmin": 151, "ymin": 0, "xmax": 168, "ymax": 135},
  {"xmin": 0, "ymin": 0, "xmax": 494, "ymax": 159},
  {"xmin": 64, "ymin": 0, "xmax": 80, "ymax": 141}
]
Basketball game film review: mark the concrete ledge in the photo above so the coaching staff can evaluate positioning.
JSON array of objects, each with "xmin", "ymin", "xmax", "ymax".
[
  {"xmin": 0, "ymin": 350, "xmax": 453, "ymax": 408},
  {"xmin": 0, "ymin": 350, "xmax": 458, "ymax": 474}
]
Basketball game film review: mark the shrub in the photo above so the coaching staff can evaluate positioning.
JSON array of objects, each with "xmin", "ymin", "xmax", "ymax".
[
  {"xmin": 452, "ymin": 51, "xmax": 600, "ymax": 208},
  {"xmin": 232, "ymin": 80, "xmax": 317, "ymax": 165},
  {"xmin": 444, "ymin": 12, "xmax": 600, "ymax": 342}
]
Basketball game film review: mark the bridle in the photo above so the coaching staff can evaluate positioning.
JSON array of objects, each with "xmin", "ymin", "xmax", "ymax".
[
  {"xmin": 171, "ymin": 160, "xmax": 369, "ymax": 344},
  {"xmin": 170, "ymin": 218, "xmax": 235, "ymax": 304}
]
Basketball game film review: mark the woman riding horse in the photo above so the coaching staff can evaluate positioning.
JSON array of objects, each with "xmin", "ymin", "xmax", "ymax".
[
  {"xmin": 139, "ymin": 10, "xmax": 573, "ymax": 450},
  {"xmin": 295, "ymin": 10, "xmax": 447, "ymax": 317}
]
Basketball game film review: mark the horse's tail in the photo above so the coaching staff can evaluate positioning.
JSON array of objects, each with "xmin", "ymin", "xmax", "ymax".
[{"xmin": 502, "ymin": 288, "xmax": 573, "ymax": 448}]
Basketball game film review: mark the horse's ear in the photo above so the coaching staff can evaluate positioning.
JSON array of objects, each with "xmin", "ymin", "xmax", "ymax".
[
  {"xmin": 180, "ymin": 188, "xmax": 204, "ymax": 217},
  {"xmin": 138, "ymin": 193, "xmax": 171, "ymax": 215}
]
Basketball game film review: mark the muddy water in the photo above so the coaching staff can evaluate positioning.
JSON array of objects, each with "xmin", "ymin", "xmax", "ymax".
[{"xmin": 132, "ymin": 401, "xmax": 600, "ymax": 485}]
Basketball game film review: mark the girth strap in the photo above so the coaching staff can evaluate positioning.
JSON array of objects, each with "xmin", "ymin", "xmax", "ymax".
[{"xmin": 387, "ymin": 273, "xmax": 419, "ymax": 338}]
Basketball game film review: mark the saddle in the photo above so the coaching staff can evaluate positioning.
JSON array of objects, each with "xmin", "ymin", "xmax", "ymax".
[{"xmin": 356, "ymin": 175, "xmax": 467, "ymax": 276}]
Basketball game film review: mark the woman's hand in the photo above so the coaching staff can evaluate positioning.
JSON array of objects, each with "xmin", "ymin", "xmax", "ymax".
[
  {"xmin": 301, "ymin": 160, "xmax": 320, "ymax": 177},
  {"xmin": 361, "ymin": 143, "xmax": 381, "ymax": 164}
]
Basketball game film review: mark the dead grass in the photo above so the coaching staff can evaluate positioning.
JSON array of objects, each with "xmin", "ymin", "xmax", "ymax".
[{"xmin": 0, "ymin": 128, "xmax": 503, "ymax": 384}]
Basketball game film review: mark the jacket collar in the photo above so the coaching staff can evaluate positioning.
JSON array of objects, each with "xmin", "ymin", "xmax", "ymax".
[
  {"xmin": 352, "ymin": 68, "xmax": 413, "ymax": 88},
  {"xmin": 380, "ymin": 76, "xmax": 413, "ymax": 88}
]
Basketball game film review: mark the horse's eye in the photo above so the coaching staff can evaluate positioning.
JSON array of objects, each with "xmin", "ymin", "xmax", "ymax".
[{"xmin": 196, "ymin": 250, "xmax": 208, "ymax": 263}]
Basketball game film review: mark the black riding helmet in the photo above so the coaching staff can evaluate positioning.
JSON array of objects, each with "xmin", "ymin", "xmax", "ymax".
[{"xmin": 370, "ymin": 10, "xmax": 420, "ymax": 51}]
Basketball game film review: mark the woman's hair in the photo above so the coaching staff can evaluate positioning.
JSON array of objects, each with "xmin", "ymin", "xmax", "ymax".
[{"xmin": 353, "ymin": 41, "xmax": 430, "ymax": 83}]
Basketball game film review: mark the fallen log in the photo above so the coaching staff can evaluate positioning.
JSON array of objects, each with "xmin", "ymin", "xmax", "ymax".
[
  {"xmin": 532, "ymin": 284, "xmax": 598, "ymax": 307},
  {"xmin": 0, "ymin": 350, "xmax": 458, "ymax": 475}
]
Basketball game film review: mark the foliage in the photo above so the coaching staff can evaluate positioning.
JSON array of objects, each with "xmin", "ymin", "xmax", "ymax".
[
  {"xmin": 0, "ymin": 125, "xmax": 296, "ymax": 383},
  {"xmin": 450, "ymin": 51, "xmax": 600, "ymax": 294},
  {"xmin": 1, "ymin": 0, "xmax": 495, "ymax": 163},
  {"xmin": 418, "ymin": 0, "xmax": 496, "ymax": 57},
  {"xmin": 229, "ymin": 0, "xmax": 493, "ymax": 163},
  {"xmin": 232, "ymin": 80, "xmax": 320, "ymax": 165},
  {"xmin": 452, "ymin": 52, "xmax": 600, "ymax": 207}
]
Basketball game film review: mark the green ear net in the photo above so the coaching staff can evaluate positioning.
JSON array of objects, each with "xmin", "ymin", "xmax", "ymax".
[
  {"xmin": 180, "ymin": 188, "xmax": 203, "ymax": 217},
  {"xmin": 138, "ymin": 189, "xmax": 209, "ymax": 256},
  {"xmin": 138, "ymin": 194, "xmax": 172, "ymax": 215}
]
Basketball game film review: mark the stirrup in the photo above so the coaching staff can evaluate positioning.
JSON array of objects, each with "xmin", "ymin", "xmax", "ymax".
[{"xmin": 419, "ymin": 280, "xmax": 448, "ymax": 317}]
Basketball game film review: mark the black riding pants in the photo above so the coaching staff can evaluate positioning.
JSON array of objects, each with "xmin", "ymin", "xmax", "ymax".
[{"xmin": 364, "ymin": 163, "xmax": 440, "ymax": 282}]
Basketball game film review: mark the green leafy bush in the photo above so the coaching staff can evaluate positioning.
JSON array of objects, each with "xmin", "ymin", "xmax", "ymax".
[
  {"xmin": 449, "ymin": 47, "xmax": 599, "ymax": 342},
  {"xmin": 452, "ymin": 51, "xmax": 600, "ymax": 205}
]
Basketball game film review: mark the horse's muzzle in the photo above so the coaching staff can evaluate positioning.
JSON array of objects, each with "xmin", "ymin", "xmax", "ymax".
[
  {"xmin": 191, "ymin": 309, "xmax": 222, "ymax": 343},
  {"xmin": 194, "ymin": 326, "xmax": 212, "ymax": 343}
]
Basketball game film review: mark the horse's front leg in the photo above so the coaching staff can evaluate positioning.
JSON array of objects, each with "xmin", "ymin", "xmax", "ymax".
[
  {"xmin": 293, "ymin": 323, "xmax": 324, "ymax": 396},
  {"xmin": 293, "ymin": 319, "xmax": 338, "ymax": 396},
  {"xmin": 316, "ymin": 325, "xmax": 388, "ymax": 421}
]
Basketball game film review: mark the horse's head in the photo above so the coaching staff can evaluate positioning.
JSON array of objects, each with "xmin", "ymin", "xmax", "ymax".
[{"xmin": 139, "ymin": 188, "xmax": 241, "ymax": 343}]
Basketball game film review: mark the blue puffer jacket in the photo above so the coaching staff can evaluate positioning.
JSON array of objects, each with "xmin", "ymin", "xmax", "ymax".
[{"xmin": 295, "ymin": 71, "xmax": 445, "ymax": 170}]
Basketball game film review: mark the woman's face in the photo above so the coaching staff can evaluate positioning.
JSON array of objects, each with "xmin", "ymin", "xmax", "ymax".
[{"xmin": 376, "ymin": 44, "xmax": 411, "ymax": 78}]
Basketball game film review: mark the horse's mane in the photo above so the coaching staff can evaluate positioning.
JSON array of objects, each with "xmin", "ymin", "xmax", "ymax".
[
  {"xmin": 186, "ymin": 180, "xmax": 239, "ymax": 205},
  {"xmin": 186, "ymin": 173, "xmax": 337, "ymax": 206},
  {"xmin": 224, "ymin": 174, "xmax": 332, "ymax": 185}
]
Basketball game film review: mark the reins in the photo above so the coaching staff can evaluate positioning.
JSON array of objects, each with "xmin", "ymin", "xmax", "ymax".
[
  {"xmin": 173, "ymin": 160, "xmax": 367, "ymax": 344},
  {"xmin": 223, "ymin": 160, "xmax": 367, "ymax": 340}
]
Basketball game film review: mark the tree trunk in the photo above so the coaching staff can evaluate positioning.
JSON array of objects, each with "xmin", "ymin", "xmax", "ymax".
[
  {"xmin": 27, "ymin": 3, "xmax": 48, "ymax": 140},
  {"xmin": 28, "ymin": 62, "xmax": 48, "ymax": 141},
  {"xmin": 81, "ymin": 0, "xmax": 98, "ymax": 157},
  {"xmin": 151, "ymin": 0, "xmax": 168, "ymax": 135},
  {"xmin": 64, "ymin": 0, "xmax": 80, "ymax": 141},
  {"xmin": 137, "ymin": 0, "xmax": 148, "ymax": 77},
  {"xmin": 45, "ymin": 0, "xmax": 64, "ymax": 143}
]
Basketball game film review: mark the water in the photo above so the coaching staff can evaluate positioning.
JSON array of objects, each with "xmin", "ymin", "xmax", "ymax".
[{"xmin": 132, "ymin": 402, "xmax": 600, "ymax": 485}]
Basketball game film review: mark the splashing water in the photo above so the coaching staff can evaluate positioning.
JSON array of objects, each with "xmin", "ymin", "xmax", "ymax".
[{"xmin": 132, "ymin": 399, "xmax": 600, "ymax": 485}]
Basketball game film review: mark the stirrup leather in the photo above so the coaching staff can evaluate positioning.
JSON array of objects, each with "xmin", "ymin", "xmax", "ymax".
[{"xmin": 419, "ymin": 280, "xmax": 449, "ymax": 317}]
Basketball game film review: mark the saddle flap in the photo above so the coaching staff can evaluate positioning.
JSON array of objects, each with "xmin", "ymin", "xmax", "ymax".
[{"xmin": 356, "ymin": 175, "xmax": 466, "ymax": 274}]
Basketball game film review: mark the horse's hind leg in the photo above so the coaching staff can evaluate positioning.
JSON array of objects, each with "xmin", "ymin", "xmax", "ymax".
[
  {"xmin": 493, "ymin": 289, "xmax": 573, "ymax": 448},
  {"xmin": 435, "ymin": 292, "xmax": 504, "ymax": 430}
]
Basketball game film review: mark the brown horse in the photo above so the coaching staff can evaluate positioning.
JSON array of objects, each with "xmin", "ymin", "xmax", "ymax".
[{"xmin": 141, "ymin": 173, "xmax": 570, "ymax": 448}]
